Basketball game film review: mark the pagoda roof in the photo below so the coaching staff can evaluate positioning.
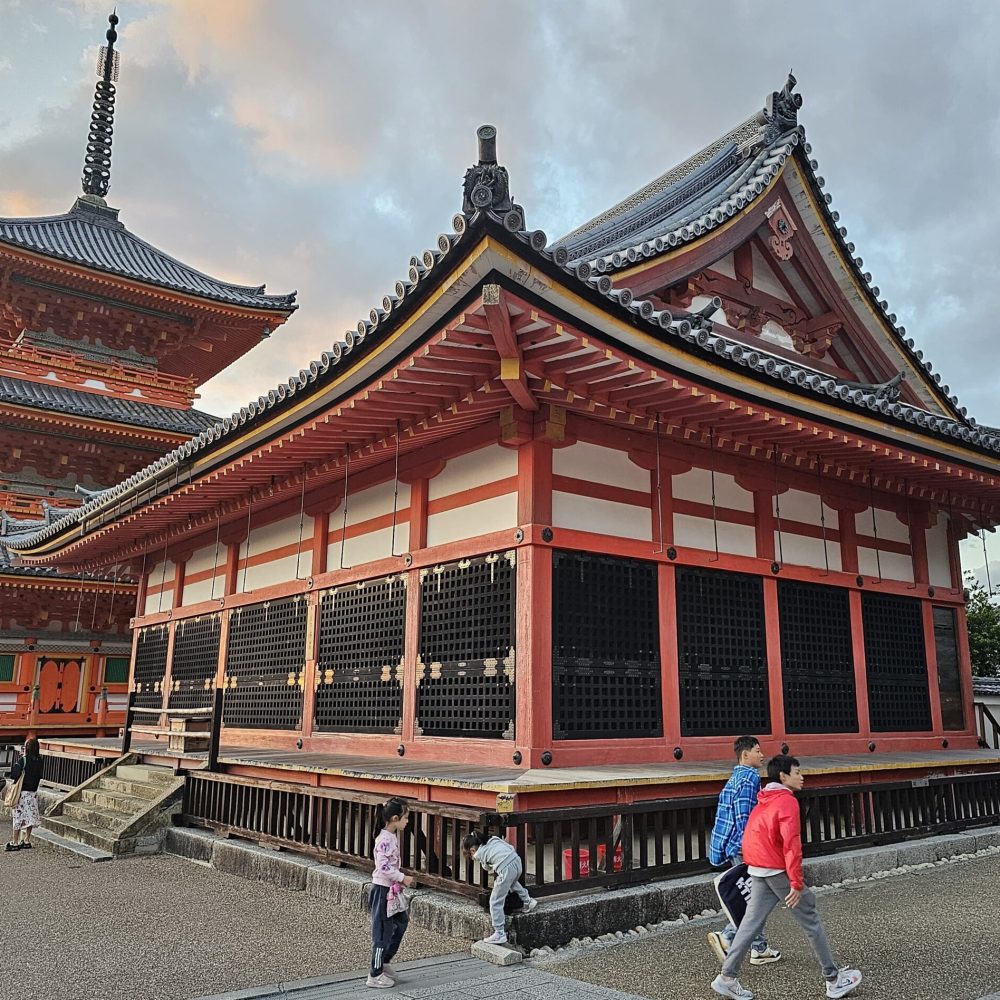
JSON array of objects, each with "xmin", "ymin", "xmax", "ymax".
[
  {"xmin": 0, "ymin": 373, "xmax": 218, "ymax": 436},
  {"xmin": 0, "ymin": 197, "xmax": 297, "ymax": 313},
  {"xmin": 8, "ymin": 117, "xmax": 1000, "ymax": 563}
]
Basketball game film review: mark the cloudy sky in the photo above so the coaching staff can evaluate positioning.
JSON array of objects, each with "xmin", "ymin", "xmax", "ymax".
[{"xmin": 3, "ymin": 0, "xmax": 999, "ymax": 579}]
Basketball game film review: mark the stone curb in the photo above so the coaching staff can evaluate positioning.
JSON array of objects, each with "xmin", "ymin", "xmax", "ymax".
[{"xmin": 163, "ymin": 823, "xmax": 1000, "ymax": 951}]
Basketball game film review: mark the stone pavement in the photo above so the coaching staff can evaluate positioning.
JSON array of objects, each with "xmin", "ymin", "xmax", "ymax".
[{"xmin": 196, "ymin": 955, "xmax": 645, "ymax": 1000}]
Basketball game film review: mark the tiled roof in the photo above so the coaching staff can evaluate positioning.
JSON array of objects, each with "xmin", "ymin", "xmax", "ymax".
[
  {"xmin": 0, "ymin": 197, "xmax": 297, "ymax": 312},
  {"xmin": 0, "ymin": 374, "xmax": 219, "ymax": 435},
  {"xmin": 8, "ymin": 125, "xmax": 1000, "ymax": 557},
  {"xmin": 973, "ymin": 677, "xmax": 1000, "ymax": 696},
  {"xmin": 554, "ymin": 74, "xmax": 969, "ymax": 425}
]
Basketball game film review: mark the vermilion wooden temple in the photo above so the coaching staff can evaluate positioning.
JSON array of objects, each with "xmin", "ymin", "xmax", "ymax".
[
  {"xmin": 0, "ymin": 15, "xmax": 295, "ymax": 740},
  {"xmin": 13, "ymin": 75, "xmax": 1000, "ymax": 811}
]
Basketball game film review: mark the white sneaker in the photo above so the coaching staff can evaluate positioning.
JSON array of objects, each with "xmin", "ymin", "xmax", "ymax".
[
  {"xmin": 750, "ymin": 945, "xmax": 781, "ymax": 965},
  {"xmin": 707, "ymin": 931, "xmax": 730, "ymax": 964},
  {"xmin": 366, "ymin": 972, "xmax": 395, "ymax": 989},
  {"xmin": 382, "ymin": 963, "xmax": 396, "ymax": 978},
  {"xmin": 711, "ymin": 975, "xmax": 753, "ymax": 999},
  {"xmin": 524, "ymin": 897, "xmax": 538, "ymax": 913},
  {"xmin": 826, "ymin": 969, "xmax": 862, "ymax": 998},
  {"xmin": 482, "ymin": 930, "xmax": 508, "ymax": 944}
]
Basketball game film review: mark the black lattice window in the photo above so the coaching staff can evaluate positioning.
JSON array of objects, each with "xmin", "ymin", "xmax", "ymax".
[
  {"xmin": 315, "ymin": 575, "xmax": 406, "ymax": 734},
  {"xmin": 168, "ymin": 615, "xmax": 221, "ymax": 711},
  {"xmin": 862, "ymin": 592, "xmax": 931, "ymax": 732},
  {"xmin": 133, "ymin": 625, "xmax": 169, "ymax": 710},
  {"xmin": 677, "ymin": 567, "xmax": 770, "ymax": 736},
  {"xmin": 778, "ymin": 580, "xmax": 858, "ymax": 734},
  {"xmin": 223, "ymin": 596, "xmax": 307, "ymax": 730},
  {"xmin": 0, "ymin": 655, "xmax": 14, "ymax": 682},
  {"xmin": 416, "ymin": 552, "xmax": 515, "ymax": 739},
  {"xmin": 103, "ymin": 657, "xmax": 129, "ymax": 685},
  {"xmin": 552, "ymin": 551, "xmax": 662, "ymax": 740}
]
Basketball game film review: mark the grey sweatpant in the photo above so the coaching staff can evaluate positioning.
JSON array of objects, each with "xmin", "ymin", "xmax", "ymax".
[
  {"xmin": 489, "ymin": 856, "xmax": 532, "ymax": 932},
  {"xmin": 721, "ymin": 871, "xmax": 838, "ymax": 981}
]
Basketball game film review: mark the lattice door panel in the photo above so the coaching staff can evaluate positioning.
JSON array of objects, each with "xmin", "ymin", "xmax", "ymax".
[
  {"xmin": 133, "ymin": 625, "xmax": 169, "ymax": 710},
  {"xmin": 862, "ymin": 592, "xmax": 932, "ymax": 732},
  {"xmin": 551, "ymin": 550, "xmax": 662, "ymax": 739},
  {"xmin": 416, "ymin": 552, "xmax": 515, "ymax": 739},
  {"xmin": 778, "ymin": 580, "xmax": 858, "ymax": 734},
  {"xmin": 168, "ymin": 615, "xmax": 221, "ymax": 711},
  {"xmin": 676, "ymin": 566, "xmax": 770, "ymax": 736},
  {"xmin": 315, "ymin": 575, "xmax": 405, "ymax": 734},
  {"xmin": 223, "ymin": 596, "xmax": 307, "ymax": 730}
]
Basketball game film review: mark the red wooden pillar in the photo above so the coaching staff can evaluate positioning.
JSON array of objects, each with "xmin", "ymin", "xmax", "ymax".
[
  {"xmin": 658, "ymin": 563, "xmax": 680, "ymax": 744},
  {"xmin": 922, "ymin": 602, "xmax": 944, "ymax": 733},
  {"xmin": 401, "ymin": 567, "xmax": 421, "ymax": 742},
  {"xmin": 517, "ymin": 438, "xmax": 553, "ymax": 526},
  {"xmin": 159, "ymin": 620, "xmax": 177, "ymax": 718},
  {"xmin": 134, "ymin": 564, "xmax": 150, "ymax": 619},
  {"xmin": 408, "ymin": 479, "xmax": 429, "ymax": 552},
  {"xmin": 172, "ymin": 554, "xmax": 189, "ymax": 610},
  {"xmin": 762, "ymin": 578, "xmax": 785, "ymax": 739},
  {"xmin": 515, "ymin": 544, "xmax": 552, "ymax": 763},
  {"xmin": 310, "ymin": 511, "xmax": 329, "ymax": 578},
  {"xmin": 836, "ymin": 504, "xmax": 872, "ymax": 736},
  {"xmin": 301, "ymin": 592, "xmax": 319, "ymax": 739}
]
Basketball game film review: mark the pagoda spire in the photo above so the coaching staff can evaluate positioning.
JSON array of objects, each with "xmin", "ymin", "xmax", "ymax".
[{"xmin": 81, "ymin": 11, "xmax": 121, "ymax": 202}]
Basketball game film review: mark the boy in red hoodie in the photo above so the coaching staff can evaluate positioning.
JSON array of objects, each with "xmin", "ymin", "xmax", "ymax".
[{"xmin": 710, "ymin": 755, "xmax": 862, "ymax": 1000}]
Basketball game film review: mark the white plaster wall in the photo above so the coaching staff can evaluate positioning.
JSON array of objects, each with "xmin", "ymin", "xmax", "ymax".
[
  {"xmin": 182, "ymin": 542, "xmax": 226, "ymax": 606},
  {"xmin": 328, "ymin": 481, "xmax": 411, "ymax": 567},
  {"xmin": 672, "ymin": 468, "xmax": 754, "ymax": 512},
  {"xmin": 0, "ymin": 693, "xmax": 18, "ymax": 711},
  {"xmin": 552, "ymin": 491, "xmax": 651, "ymax": 542},
  {"xmin": 751, "ymin": 243, "xmax": 791, "ymax": 301},
  {"xmin": 759, "ymin": 321, "xmax": 797, "ymax": 352},
  {"xmin": 334, "ymin": 523, "xmax": 410, "ymax": 568},
  {"xmin": 711, "ymin": 252, "xmax": 735, "ymax": 278},
  {"xmin": 927, "ymin": 514, "xmax": 953, "ymax": 588},
  {"xmin": 240, "ymin": 552, "xmax": 308, "ymax": 592},
  {"xmin": 552, "ymin": 440, "xmax": 650, "ymax": 492},
  {"xmin": 344, "ymin": 481, "xmax": 411, "ymax": 528},
  {"xmin": 855, "ymin": 506, "xmax": 910, "ymax": 544},
  {"xmin": 430, "ymin": 445, "xmax": 516, "ymax": 501},
  {"xmin": 775, "ymin": 531, "xmax": 843, "ymax": 572},
  {"xmin": 777, "ymin": 489, "xmax": 840, "ymax": 529},
  {"xmin": 426, "ymin": 493, "xmax": 517, "ymax": 547},
  {"xmin": 144, "ymin": 562, "xmax": 176, "ymax": 614},
  {"xmin": 858, "ymin": 547, "xmax": 913, "ymax": 583},
  {"xmin": 248, "ymin": 513, "xmax": 309, "ymax": 560},
  {"xmin": 674, "ymin": 513, "xmax": 756, "ymax": 557}
]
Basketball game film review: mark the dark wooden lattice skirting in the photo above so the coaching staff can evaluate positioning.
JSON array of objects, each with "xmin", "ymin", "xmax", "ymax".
[
  {"xmin": 132, "ymin": 624, "xmax": 169, "ymax": 711},
  {"xmin": 168, "ymin": 614, "xmax": 222, "ymax": 712}
]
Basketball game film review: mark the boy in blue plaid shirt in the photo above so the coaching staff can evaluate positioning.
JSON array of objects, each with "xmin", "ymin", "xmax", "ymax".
[{"xmin": 707, "ymin": 736, "xmax": 781, "ymax": 966}]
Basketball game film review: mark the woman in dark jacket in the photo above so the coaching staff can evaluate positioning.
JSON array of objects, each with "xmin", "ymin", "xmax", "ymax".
[{"xmin": 6, "ymin": 737, "xmax": 42, "ymax": 851}]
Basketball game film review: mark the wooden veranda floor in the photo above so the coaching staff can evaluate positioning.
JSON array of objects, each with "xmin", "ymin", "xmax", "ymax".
[{"xmin": 39, "ymin": 736, "xmax": 1000, "ymax": 795}]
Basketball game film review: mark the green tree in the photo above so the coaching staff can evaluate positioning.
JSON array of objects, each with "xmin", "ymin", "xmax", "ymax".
[{"xmin": 965, "ymin": 573, "xmax": 1000, "ymax": 677}]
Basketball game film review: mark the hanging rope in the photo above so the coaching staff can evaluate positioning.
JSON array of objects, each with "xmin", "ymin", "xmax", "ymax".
[
  {"xmin": 655, "ymin": 414, "xmax": 665, "ymax": 554},
  {"xmin": 241, "ymin": 491, "xmax": 254, "ymax": 593},
  {"xmin": 390, "ymin": 421, "xmax": 401, "ymax": 557},
  {"xmin": 815, "ymin": 455, "xmax": 830, "ymax": 576},
  {"xmin": 867, "ymin": 469, "xmax": 883, "ymax": 583},
  {"xmin": 339, "ymin": 448, "xmax": 352, "ymax": 570},
  {"xmin": 156, "ymin": 534, "xmax": 169, "ymax": 612},
  {"xmin": 709, "ymin": 428, "xmax": 720, "ymax": 562},
  {"xmin": 209, "ymin": 515, "xmax": 222, "ymax": 601},
  {"xmin": 773, "ymin": 445, "xmax": 784, "ymax": 567},
  {"xmin": 980, "ymin": 497, "xmax": 994, "ymax": 597},
  {"xmin": 294, "ymin": 473, "xmax": 308, "ymax": 580},
  {"xmin": 106, "ymin": 560, "xmax": 120, "ymax": 627}
]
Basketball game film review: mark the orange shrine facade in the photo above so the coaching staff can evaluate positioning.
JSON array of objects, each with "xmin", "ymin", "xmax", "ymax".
[{"xmin": 11, "ymin": 76, "xmax": 999, "ymax": 775}]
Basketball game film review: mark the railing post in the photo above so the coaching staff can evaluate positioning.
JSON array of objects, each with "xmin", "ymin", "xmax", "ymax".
[
  {"xmin": 121, "ymin": 689, "xmax": 136, "ymax": 754},
  {"xmin": 207, "ymin": 686, "xmax": 224, "ymax": 772}
]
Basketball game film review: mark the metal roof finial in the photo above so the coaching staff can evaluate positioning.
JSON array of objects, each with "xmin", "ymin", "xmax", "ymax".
[
  {"xmin": 81, "ymin": 11, "xmax": 122, "ymax": 202},
  {"xmin": 763, "ymin": 70, "xmax": 802, "ymax": 138},
  {"xmin": 462, "ymin": 124, "xmax": 515, "ymax": 216}
]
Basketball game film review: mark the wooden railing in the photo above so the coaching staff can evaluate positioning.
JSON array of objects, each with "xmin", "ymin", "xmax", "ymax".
[
  {"xmin": 179, "ymin": 768, "xmax": 1000, "ymax": 904},
  {"xmin": 183, "ymin": 771, "xmax": 488, "ymax": 898},
  {"xmin": 975, "ymin": 701, "xmax": 1000, "ymax": 749},
  {"xmin": 39, "ymin": 750, "xmax": 109, "ymax": 790},
  {"xmin": 0, "ymin": 744, "xmax": 18, "ymax": 772}
]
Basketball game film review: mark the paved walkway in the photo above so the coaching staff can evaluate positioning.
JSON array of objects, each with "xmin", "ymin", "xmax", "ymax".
[{"xmin": 196, "ymin": 956, "xmax": 644, "ymax": 1000}]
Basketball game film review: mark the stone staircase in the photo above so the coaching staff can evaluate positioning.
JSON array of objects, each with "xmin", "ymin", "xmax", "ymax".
[{"xmin": 45, "ymin": 757, "xmax": 185, "ymax": 856}]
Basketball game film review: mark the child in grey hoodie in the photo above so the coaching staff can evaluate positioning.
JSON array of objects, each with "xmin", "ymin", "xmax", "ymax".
[{"xmin": 462, "ymin": 831, "xmax": 537, "ymax": 943}]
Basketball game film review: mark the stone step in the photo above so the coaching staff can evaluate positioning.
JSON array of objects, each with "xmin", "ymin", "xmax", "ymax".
[
  {"xmin": 60, "ymin": 801, "xmax": 130, "ymax": 832},
  {"xmin": 116, "ymin": 763, "xmax": 177, "ymax": 785},
  {"xmin": 43, "ymin": 814, "xmax": 118, "ymax": 854},
  {"xmin": 96, "ymin": 775, "xmax": 165, "ymax": 800},
  {"xmin": 79, "ymin": 787, "xmax": 152, "ymax": 813}
]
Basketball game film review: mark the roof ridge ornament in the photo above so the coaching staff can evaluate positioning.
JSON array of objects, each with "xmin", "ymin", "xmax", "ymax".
[
  {"xmin": 763, "ymin": 70, "xmax": 802, "ymax": 139},
  {"xmin": 462, "ymin": 125, "xmax": 519, "ymax": 218},
  {"xmin": 80, "ymin": 11, "xmax": 121, "ymax": 204},
  {"xmin": 842, "ymin": 371, "xmax": 905, "ymax": 402}
]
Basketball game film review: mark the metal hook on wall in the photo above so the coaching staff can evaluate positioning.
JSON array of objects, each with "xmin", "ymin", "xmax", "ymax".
[
  {"xmin": 106, "ymin": 560, "xmax": 120, "ymax": 627},
  {"xmin": 904, "ymin": 478, "xmax": 918, "ymax": 590},
  {"xmin": 241, "ymin": 491, "xmax": 254, "ymax": 594},
  {"xmin": 339, "ymin": 447, "xmax": 353, "ymax": 571},
  {"xmin": 946, "ymin": 490, "xmax": 961, "ymax": 595},
  {"xmin": 74, "ymin": 571, "xmax": 86, "ymax": 633},
  {"xmin": 815, "ymin": 454, "xmax": 830, "ymax": 577},
  {"xmin": 980, "ymin": 497, "xmax": 994, "ymax": 597},
  {"xmin": 209, "ymin": 514, "xmax": 222, "ymax": 601},
  {"xmin": 294, "ymin": 472, "xmax": 308, "ymax": 580},
  {"xmin": 157, "ymin": 533, "xmax": 169, "ymax": 612},
  {"xmin": 90, "ymin": 570, "xmax": 102, "ymax": 630},
  {"xmin": 773, "ymin": 445, "xmax": 784, "ymax": 568},
  {"xmin": 390, "ymin": 421, "xmax": 402, "ymax": 558}
]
